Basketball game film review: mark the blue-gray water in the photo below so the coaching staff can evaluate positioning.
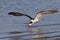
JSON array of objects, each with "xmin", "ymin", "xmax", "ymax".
[{"xmin": 0, "ymin": 0, "xmax": 60, "ymax": 40}]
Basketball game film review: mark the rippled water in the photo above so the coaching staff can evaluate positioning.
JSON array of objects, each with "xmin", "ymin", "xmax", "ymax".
[{"xmin": 0, "ymin": 0, "xmax": 60, "ymax": 40}]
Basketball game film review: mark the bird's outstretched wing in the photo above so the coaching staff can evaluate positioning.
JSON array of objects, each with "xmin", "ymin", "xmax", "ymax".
[
  {"xmin": 34, "ymin": 10, "xmax": 58, "ymax": 20},
  {"xmin": 8, "ymin": 12, "xmax": 33, "ymax": 19},
  {"xmin": 39, "ymin": 9, "xmax": 58, "ymax": 14}
]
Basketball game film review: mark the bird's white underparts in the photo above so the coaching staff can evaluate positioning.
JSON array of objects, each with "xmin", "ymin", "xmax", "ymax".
[{"xmin": 8, "ymin": 9, "xmax": 58, "ymax": 30}]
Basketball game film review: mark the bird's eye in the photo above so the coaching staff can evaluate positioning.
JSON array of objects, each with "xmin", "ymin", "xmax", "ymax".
[{"xmin": 29, "ymin": 22, "xmax": 32, "ymax": 23}]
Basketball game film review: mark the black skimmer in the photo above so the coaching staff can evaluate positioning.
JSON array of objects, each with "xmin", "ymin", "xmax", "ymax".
[{"xmin": 8, "ymin": 9, "xmax": 58, "ymax": 30}]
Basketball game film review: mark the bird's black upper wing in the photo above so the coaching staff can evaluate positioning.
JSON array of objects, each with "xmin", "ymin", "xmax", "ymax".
[{"xmin": 8, "ymin": 12, "xmax": 33, "ymax": 19}]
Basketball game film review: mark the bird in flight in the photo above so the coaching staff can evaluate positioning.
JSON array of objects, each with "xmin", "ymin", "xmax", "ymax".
[{"xmin": 8, "ymin": 9, "xmax": 58, "ymax": 30}]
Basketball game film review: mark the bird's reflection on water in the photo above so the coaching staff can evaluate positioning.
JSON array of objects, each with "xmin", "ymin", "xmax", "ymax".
[
  {"xmin": 8, "ymin": 28, "xmax": 43, "ymax": 40},
  {"xmin": 8, "ymin": 31, "xmax": 22, "ymax": 40},
  {"xmin": 0, "ymin": 27, "xmax": 60, "ymax": 40}
]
